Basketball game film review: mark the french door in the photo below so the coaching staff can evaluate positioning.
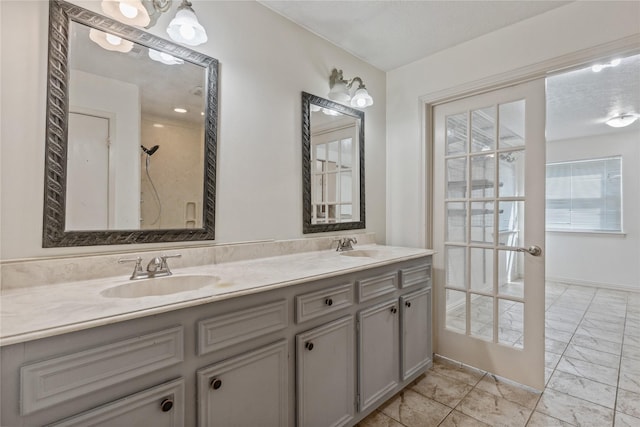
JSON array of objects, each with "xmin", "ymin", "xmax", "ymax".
[{"xmin": 433, "ymin": 79, "xmax": 546, "ymax": 390}]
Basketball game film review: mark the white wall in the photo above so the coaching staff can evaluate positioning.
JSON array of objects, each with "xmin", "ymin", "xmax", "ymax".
[
  {"xmin": 386, "ymin": 1, "xmax": 640, "ymax": 248},
  {"xmin": 0, "ymin": 0, "xmax": 386, "ymax": 260},
  {"xmin": 546, "ymin": 130, "xmax": 640, "ymax": 289}
]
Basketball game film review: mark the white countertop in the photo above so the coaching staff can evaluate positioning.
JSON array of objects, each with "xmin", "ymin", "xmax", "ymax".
[{"xmin": 0, "ymin": 245, "xmax": 434, "ymax": 346}]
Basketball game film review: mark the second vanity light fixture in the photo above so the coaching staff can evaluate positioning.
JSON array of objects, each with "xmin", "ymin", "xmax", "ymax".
[
  {"xmin": 101, "ymin": 0, "xmax": 208, "ymax": 46},
  {"xmin": 328, "ymin": 68, "xmax": 374, "ymax": 108}
]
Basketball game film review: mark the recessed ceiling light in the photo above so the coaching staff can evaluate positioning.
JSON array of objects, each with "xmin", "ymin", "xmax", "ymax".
[
  {"xmin": 605, "ymin": 113, "xmax": 638, "ymax": 128},
  {"xmin": 174, "ymin": 107, "xmax": 188, "ymax": 113},
  {"xmin": 153, "ymin": 123, "xmax": 165, "ymax": 128}
]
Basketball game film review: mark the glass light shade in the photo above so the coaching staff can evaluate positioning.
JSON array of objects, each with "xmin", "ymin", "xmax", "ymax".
[
  {"xmin": 89, "ymin": 29, "xmax": 134, "ymax": 53},
  {"xmin": 328, "ymin": 81, "xmax": 351, "ymax": 103},
  {"xmin": 350, "ymin": 87, "xmax": 374, "ymax": 108},
  {"xmin": 101, "ymin": 0, "xmax": 150, "ymax": 27},
  {"xmin": 167, "ymin": 7, "xmax": 208, "ymax": 46},
  {"xmin": 605, "ymin": 114, "xmax": 638, "ymax": 128},
  {"xmin": 148, "ymin": 49, "xmax": 185, "ymax": 65}
]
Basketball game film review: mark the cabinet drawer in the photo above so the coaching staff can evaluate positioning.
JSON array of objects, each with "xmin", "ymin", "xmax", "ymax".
[
  {"xmin": 296, "ymin": 283, "xmax": 353, "ymax": 323},
  {"xmin": 357, "ymin": 272, "xmax": 398, "ymax": 302},
  {"xmin": 21, "ymin": 326, "xmax": 183, "ymax": 415},
  {"xmin": 197, "ymin": 300, "xmax": 287, "ymax": 356},
  {"xmin": 49, "ymin": 378, "xmax": 185, "ymax": 427},
  {"xmin": 399, "ymin": 264, "xmax": 432, "ymax": 288}
]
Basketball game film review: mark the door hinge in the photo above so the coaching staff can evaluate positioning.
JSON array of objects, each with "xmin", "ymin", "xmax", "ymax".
[{"xmin": 355, "ymin": 394, "xmax": 360, "ymax": 410}]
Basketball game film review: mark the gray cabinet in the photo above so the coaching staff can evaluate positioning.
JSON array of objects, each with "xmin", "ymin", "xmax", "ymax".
[
  {"xmin": 358, "ymin": 299, "xmax": 400, "ymax": 412},
  {"xmin": 49, "ymin": 379, "xmax": 184, "ymax": 427},
  {"xmin": 196, "ymin": 340, "xmax": 288, "ymax": 427},
  {"xmin": 401, "ymin": 287, "xmax": 432, "ymax": 380},
  {"xmin": 296, "ymin": 316, "xmax": 355, "ymax": 427}
]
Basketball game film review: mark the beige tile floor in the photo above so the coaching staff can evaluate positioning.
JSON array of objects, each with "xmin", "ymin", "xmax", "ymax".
[{"xmin": 358, "ymin": 282, "xmax": 640, "ymax": 427}]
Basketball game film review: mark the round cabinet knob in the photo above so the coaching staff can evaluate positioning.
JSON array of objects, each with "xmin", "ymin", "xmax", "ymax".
[
  {"xmin": 305, "ymin": 342, "xmax": 314, "ymax": 351},
  {"xmin": 325, "ymin": 298, "xmax": 333, "ymax": 306},
  {"xmin": 405, "ymin": 301, "xmax": 411, "ymax": 308},
  {"xmin": 390, "ymin": 306, "xmax": 397, "ymax": 314},
  {"xmin": 210, "ymin": 378, "xmax": 222, "ymax": 390},
  {"xmin": 160, "ymin": 398, "xmax": 174, "ymax": 412}
]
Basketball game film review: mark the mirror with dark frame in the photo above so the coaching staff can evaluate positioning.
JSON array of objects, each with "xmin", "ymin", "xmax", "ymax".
[
  {"xmin": 302, "ymin": 92, "xmax": 365, "ymax": 233},
  {"xmin": 43, "ymin": 0, "xmax": 218, "ymax": 247}
]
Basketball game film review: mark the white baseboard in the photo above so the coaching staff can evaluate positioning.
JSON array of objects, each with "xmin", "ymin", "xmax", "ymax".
[{"xmin": 546, "ymin": 276, "xmax": 640, "ymax": 294}]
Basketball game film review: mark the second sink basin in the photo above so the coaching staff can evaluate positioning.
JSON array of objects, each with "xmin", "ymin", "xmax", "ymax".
[
  {"xmin": 101, "ymin": 274, "xmax": 225, "ymax": 298},
  {"xmin": 339, "ymin": 249, "xmax": 385, "ymax": 259}
]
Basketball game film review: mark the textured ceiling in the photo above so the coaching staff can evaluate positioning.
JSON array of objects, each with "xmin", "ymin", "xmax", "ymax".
[
  {"xmin": 259, "ymin": 0, "xmax": 570, "ymax": 71},
  {"xmin": 546, "ymin": 54, "xmax": 640, "ymax": 141}
]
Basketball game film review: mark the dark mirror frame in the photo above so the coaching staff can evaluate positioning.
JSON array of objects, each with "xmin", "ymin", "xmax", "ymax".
[
  {"xmin": 301, "ymin": 92, "xmax": 365, "ymax": 234},
  {"xmin": 43, "ymin": 0, "xmax": 218, "ymax": 247}
]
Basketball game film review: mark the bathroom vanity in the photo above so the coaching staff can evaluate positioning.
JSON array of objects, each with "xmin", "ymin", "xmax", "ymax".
[{"xmin": 0, "ymin": 245, "xmax": 433, "ymax": 426}]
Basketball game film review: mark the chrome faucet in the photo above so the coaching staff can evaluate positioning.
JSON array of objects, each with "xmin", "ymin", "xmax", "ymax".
[
  {"xmin": 335, "ymin": 237, "xmax": 357, "ymax": 252},
  {"xmin": 119, "ymin": 254, "xmax": 182, "ymax": 280}
]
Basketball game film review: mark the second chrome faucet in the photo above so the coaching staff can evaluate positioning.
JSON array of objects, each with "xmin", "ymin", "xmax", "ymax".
[{"xmin": 118, "ymin": 254, "xmax": 182, "ymax": 280}]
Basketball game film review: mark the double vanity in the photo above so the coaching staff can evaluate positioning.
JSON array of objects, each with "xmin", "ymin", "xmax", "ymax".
[{"xmin": 1, "ymin": 241, "xmax": 434, "ymax": 426}]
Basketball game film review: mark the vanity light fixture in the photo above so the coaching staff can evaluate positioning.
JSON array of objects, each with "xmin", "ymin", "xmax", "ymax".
[
  {"xmin": 328, "ymin": 69, "xmax": 374, "ymax": 108},
  {"xmin": 101, "ymin": 0, "xmax": 208, "ymax": 46},
  {"xmin": 89, "ymin": 29, "xmax": 134, "ymax": 52},
  {"xmin": 166, "ymin": 0, "xmax": 208, "ymax": 46},
  {"xmin": 605, "ymin": 113, "xmax": 639, "ymax": 128},
  {"xmin": 592, "ymin": 58, "xmax": 621, "ymax": 72},
  {"xmin": 148, "ymin": 49, "xmax": 184, "ymax": 65}
]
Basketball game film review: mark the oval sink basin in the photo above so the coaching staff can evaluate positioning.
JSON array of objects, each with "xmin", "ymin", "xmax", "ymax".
[
  {"xmin": 339, "ymin": 249, "xmax": 385, "ymax": 258},
  {"xmin": 101, "ymin": 275, "xmax": 224, "ymax": 298}
]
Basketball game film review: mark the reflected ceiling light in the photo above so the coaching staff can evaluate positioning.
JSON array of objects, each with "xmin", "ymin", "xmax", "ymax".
[
  {"xmin": 605, "ymin": 113, "xmax": 639, "ymax": 128},
  {"xmin": 592, "ymin": 58, "xmax": 621, "ymax": 72},
  {"xmin": 167, "ymin": 0, "xmax": 208, "ymax": 46},
  {"xmin": 89, "ymin": 29, "xmax": 134, "ymax": 52},
  {"xmin": 101, "ymin": 0, "xmax": 151, "ymax": 27},
  {"xmin": 328, "ymin": 69, "xmax": 373, "ymax": 108},
  {"xmin": 148, "ymin": 49, "xmax": 184, "ymax": 65},
  {"xmin": 153, "ymin": 123, "xmax": 165, "ymax": 128},
  {"xmin": 174, "ymin": 107, "xmax": 188, "ymax": 113}
]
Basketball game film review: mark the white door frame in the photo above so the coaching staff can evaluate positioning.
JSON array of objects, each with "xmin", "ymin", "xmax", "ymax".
[{"xmin": 419, "ymin": 35, "xmax": 640, "ymax": 365}]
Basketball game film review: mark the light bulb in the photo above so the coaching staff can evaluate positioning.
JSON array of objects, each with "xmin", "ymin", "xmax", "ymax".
[
  {"xmin": 356, "ymin": 98, "xmax": 366, "ymax": 107},
  {"xmin": 592, "ymin": 64, "xmax": 604, "ymax": 72},
  {"xmin": 179, "ymin": 24, "xmax": 196, "ymax": 40},
  {"xmin": 105, "ymin": 33, "xmax": 123, "ymax": 46},
  {"xmin": 610, "ymin": 58, "xmax": 621, "ymax": 67},
  {"xmin": 118, "ymin": 2, "xmax": 138, "ymax": 18}
]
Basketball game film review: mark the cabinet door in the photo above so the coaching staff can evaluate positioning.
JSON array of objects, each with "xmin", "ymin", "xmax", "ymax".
[
  {"xmin": 297, "ymin": 316, "xmax": 355, "ymax": 427},
  {"xmin": 196, "ymin": 340, "xmax": 288, "ymax": 427},
  {"xmin": 401, "ymin": 288, "xmax": 432, "ymax": 380},
  {"xmin": 358, "ymin": 299, "xmax": 399, "ymax": 412},
  {"xmin": 49, "ymin": 378, "xmax": 184, "ymax": 427}
]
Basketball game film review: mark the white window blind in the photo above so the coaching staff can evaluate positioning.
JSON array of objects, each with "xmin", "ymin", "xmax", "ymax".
[{"xmin": 546, "ymin": 156, "xmax": 622, "ymax": 232}]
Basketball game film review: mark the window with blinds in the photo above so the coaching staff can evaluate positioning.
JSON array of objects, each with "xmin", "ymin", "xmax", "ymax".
[{"xmin": 546, "ymin": 156, "xmax": 622, "ymax": 232}]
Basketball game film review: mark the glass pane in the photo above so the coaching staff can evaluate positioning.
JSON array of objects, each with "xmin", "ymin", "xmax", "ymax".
[
  {"xmin": 499, "ymin": 100, "xmax": 525, "ymax": 148},
  {"xmin": 326, "ymin": 172, "xmax": 338, "ymax": 203},
  {"xmin": 341, "ymin": 138, "xmax": 352, "ymax": 167},
  {"xmin": 313, "ymin": 175, "xmax": 323, "ymax": 203},
  {"xmin": 339, "ymin": 204, "xmax": 352, "ymax": 221},
  {"xmin": 326, "ymin": 204, "xmax": 336, "ymax": 222},
  {"xmin": 446, "ymin": 157, "xmax": 467, "ymax": 199},
  {"xmin": 315, "ymin": 143, "xmax": 326, "ymax": 161},
  {"xmin": 471, "ymin": 106, "xmax": 496, "ymax": 152},
  {"xmin": 498, "ymin": 201, "xmax": 525, "ymax": 247},
  {"xmin": 470, "ymin": 294, "xmax": 493, "ymax": 341},
  {"xmin": 327, "ymin": 141, "xmax": 339, "ymax": 171},
  {"xmin": 446, "ymin": 113, "xmax": 467, "ymax": 155},
  {"xmin": 499, "ymin": 150, "xmax": 525, "ymax": 197},
  {"xmin": 470, "ymin": 154, "xmax": 496, "ymax": 198},
  {"xmin": 470, "ymin": 201, "xmax": 494, "ymax": 243},
  {"xmin": 446, "ymin": 289, "xmax": 466, "ymax": 333},
  {"xmin": 446, "ymin": 202, "xmax": 466, "ymax": 243},
  {"xmin": 498, "ymin": 249, "xmax": 525, "ymax": 299},
  {"xmin": 340, "ymin": 171, "xmax": 352, "ymax": 203},
  {"xmin": 446, "ymin": 246, "xmax": 467, "ymax": 289},
  {"xmin": 470, "ymin": 248, "xmax": 493, "ymax": 293},
  {"xmin": 499, "ymin": 299, "xmax": 523, "ymax": 348}
]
